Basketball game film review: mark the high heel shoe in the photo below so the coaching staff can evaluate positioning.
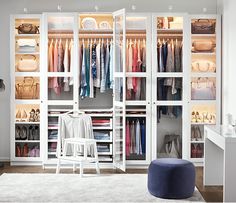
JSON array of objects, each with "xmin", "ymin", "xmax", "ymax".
[
  {"xmin": 15, "ymin": 126, "xmax": 21, "ymax": 140},
  {"xmin": 21, "ymin": 110, "xmax": 28, "ymax": 122},
  {"xmin": 29, "ymin": 109, "xmax": 35, "ymax": 122},
  {"xmin": 34, "ymin": 109, "xmax": 40, "ymax": 122},
  {"xmin": 16, "ymin": 109, "xmax": 21, "ymax": 121},
  {"xmin": 196, "ymin": 112, "xmax": 202, "ymax": 123},
  {"xmin": 195, "ymin": 126, "xmax": 202, "ymax": 141},
  {"xmin": 191, "ymin": 126, "xmax": 196, "ymax": 141},
  {"xmin": 20, "ymin": 126, "xmax": 28, "ymax": 140},
  {"xmin": 191, "ymin": 112, "xmax": 197, "ymax": 123}
]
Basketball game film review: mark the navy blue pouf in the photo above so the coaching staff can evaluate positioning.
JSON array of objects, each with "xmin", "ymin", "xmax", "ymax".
[{"xmin": 148, "ymin": 158, "xmax": 195, "ymax": 199}]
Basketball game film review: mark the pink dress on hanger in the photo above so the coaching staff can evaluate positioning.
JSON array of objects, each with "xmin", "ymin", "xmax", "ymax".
[{"xmin": 126, "ymin": 121, "xmax": 131, "ymax": 156}]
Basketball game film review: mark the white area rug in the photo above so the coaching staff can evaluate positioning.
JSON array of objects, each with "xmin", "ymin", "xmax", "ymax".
[{"xmin": 0, "ymin": 173, "xmax": 204, "ymax": 202}]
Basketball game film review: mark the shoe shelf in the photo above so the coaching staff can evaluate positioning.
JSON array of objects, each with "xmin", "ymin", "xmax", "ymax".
[
  {"xmin": 15, "ymin": 140, "xmax": 40, "ymax": 143},
  {"xmin": 15, "ymin": 121, "xmax": 40, "ymax": 124}
]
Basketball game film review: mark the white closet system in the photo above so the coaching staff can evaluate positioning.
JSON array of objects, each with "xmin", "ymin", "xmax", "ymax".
[{"xmin": 10, "ymin": 10, "xmax": 221, "ymax": 171}]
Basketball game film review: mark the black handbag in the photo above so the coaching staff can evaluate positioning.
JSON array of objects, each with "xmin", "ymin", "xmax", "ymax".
[
  {"xmin": 16, "ymin": 23, "xmax": 39, "ymax": 34},
  {"xmin": 191, "ymin": 19, "xmax": 215, "ymax": 34}
]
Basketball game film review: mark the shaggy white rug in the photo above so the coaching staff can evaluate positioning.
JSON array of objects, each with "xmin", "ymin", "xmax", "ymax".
[{"xmin": 0, "ymin": 173, "xmax": 204, "ymax": 202}]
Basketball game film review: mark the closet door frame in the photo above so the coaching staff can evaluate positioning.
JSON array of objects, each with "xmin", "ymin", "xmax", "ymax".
[
  {"xmin": 189, "ymin": 14, "xmax": 221, "ymax": 165},
  {"xmin": 112, "ymin": 8, "xmax": 127, "ymax": 171},
  {"xmin": 151, "ymin": 13, "xmax": 190, "ymax": 161},
  {"xmin": 125, "ymin": 12, "xmax": 152, "ymax": 166},
  {"xmin": 10, "ymin": 14, "xmax": 43, "ymax": 164},
  {"xmin": 41, "ymin": 12, "xmax": 79, "ymax": 167}
]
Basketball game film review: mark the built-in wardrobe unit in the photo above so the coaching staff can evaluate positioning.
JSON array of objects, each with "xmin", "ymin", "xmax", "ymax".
[{"xmin": 10, "ymin": 10, "xmax": 221, "ymax": 170}]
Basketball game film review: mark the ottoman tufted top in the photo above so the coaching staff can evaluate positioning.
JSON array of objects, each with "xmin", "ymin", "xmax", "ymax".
[{"xmin": 151, "ymin": 158, "xmax": 193, "ymax": 166}]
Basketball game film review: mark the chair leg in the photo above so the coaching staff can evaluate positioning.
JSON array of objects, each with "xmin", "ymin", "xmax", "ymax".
[
  {"xmin": 73, "ymin": 162, "xmax": 76, "ymax": 172},
  {"xmin": 80, "ymin": 162, "xmax": 83, "ymax": 177},
  {"xmin": 95, "ymin": 161, "xmax": 100, "ymax": 175},
  {"xmin": 56, "ymin": 158, "xmax": 61, "ymax": 174}
]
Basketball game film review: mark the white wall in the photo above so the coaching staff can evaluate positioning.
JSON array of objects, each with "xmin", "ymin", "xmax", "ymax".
[
  {"xmin": 0, "ymin": 0, "xmax": 218, "ymax": 160},
  {"xmin": 220, "ymin": 0, "xmax": 236, "ymax": 124}
]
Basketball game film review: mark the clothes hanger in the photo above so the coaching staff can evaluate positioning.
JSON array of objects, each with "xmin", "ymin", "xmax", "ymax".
[{"xmin": 64, "ymin": 109, "xmax": 85, "ymax": 116}]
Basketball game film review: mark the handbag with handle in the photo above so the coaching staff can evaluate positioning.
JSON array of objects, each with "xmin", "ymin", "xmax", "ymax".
[
  {"xmin": 192, "ymin": 60, "xmax": 216, "ymax": 72},
  {"xmin": 15, "ymin": 77, "xmax": 40, "ymax": 99},
  {"xmin": 191, "ymin": 19, "xmax": 215, "ymax": 34},
  {"xmin": 16, "ymin": 23, "xmax": 39, "ymax": 34},
  {"xmin": 192, "ymin": 40, "xmax": 215, "ymax": 52},
  {"xmin": 17, "ymin": 55, "xmax": 38, "ymax": 72},
  {"xmin": 191, "ymin": 78, "xmax": 216, "ymax": 100}
]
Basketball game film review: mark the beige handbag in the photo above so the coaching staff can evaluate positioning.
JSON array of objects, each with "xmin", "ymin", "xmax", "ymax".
[
  {"xmin": 17, "ymin": 55, "xmax": 38, "ymax": 72},
  {"xmin": 15, "ymin": 77, "xmax": 40, "ymax": 99},
  {"xmin": 192, "ymin": 40, "xmax": 214, "ymax": 52},
  {"xmin": 192, "ymin": 60, "xmax": 216, "ymax": 72}
]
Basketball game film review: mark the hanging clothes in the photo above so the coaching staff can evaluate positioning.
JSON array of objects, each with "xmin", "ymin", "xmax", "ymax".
[
  {"xmin": 94, "ymin": 40, "xmax": 101, "ymax": 88},
  {"xmin": 109, "ymin": 41, "xmax": 114, "ymax": 89},
  {"xmin": 63, "ymin": 39, "xmax": 70, "ymax": 92},
  {"xmin": 126, "ymin": 120, "xmax": 131, "ymax": 157},
  {"xmin": 53, "ymin": 39, "xmax": 60, "ymax": 95},
  {"xmin": 89, "ymin": 41, "xmax": 94, "ymax": 98},
  {"xmin": 48, "ymin": 40, "xmax": 54, "ymax": 89}
]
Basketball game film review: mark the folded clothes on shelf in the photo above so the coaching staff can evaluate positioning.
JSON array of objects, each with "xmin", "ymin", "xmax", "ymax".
[
  {"xmin": 97, "ymin": 145, "xmax": 110, "ymax": 152},
  {"xmin": 92, "ymin": 119, "xmax": 110, "ymax": 127},
  {"xmin": 94, "ymin": 132, "xmax": 110, "ymax": 140},
  {"xmin": 48, "ymin": 130, "xmax": 58, "ymax": 140}
]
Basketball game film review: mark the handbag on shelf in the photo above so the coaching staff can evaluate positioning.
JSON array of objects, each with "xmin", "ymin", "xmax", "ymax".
[
  {"xmin": 81, "ymin": 17, "xmax": 98, "ymax": 29},
  {"xmin": 16, "ymin": 23, "xmax": 39, "ymax": 34},
  {"xmin": 192, "ymin": 60, "xmax": 216, "ymax": 72},
  {"xmin": 15, "ymin": 77, "xmax": 40, "ymax": 99},
  {"xmin": 192, "ymin": 40, "xmax": 215, "ymax": 52},
  {"xmin": 17, "ymin": 39, "xmax": 37, "ymax": 52},
  {"xmin": 17, "ymin": 55, "xmax": 38, "ymax": 72},
  {"xmin": 99, "ymin": 21, "xmax": 111, "ymax": 29},
  {"xmin": 191, "ymin": 78, "xmax": 216, "ymax": 100},
  {"xmin": 191, "ymin": 19, "xmax": 215, "ymax": 34}
]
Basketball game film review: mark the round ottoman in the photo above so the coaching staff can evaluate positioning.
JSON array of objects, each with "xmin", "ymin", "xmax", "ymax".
[{"xmin": 148, "ymin": 158, "xmax": 195, "ymax": 199}]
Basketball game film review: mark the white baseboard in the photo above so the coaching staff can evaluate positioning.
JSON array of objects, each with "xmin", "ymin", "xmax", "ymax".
[{"xmin": 0, "ymin": 157, "xmax": 10, "ymax": 162}]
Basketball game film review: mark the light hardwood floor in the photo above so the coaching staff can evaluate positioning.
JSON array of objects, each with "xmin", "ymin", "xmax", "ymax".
[{"xmin": 0, "ymin": 163, "xmax": 222, "ymax": 202}]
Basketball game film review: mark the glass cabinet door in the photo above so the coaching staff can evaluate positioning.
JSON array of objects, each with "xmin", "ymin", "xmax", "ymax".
[
  {"xmin": 43, "ymin": 13, "xmax": 77, "ymax": 102},
  {"xmin": 113, "ymin": 9, "xmax": 126, "ymax": 172},
  {"xmin": 152, "ymin": 14, "xmax": 186, "ymax": 160}
]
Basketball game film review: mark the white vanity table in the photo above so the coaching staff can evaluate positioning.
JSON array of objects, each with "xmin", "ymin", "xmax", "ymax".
[{"xmin": 204, "ymin": 125, "xmax": 236, "ymax": 202}]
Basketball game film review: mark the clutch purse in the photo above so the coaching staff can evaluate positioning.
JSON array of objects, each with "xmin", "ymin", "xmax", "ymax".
[{"xmin": 17, "ymin": 55, "xmax": 38, "ymax": 72}]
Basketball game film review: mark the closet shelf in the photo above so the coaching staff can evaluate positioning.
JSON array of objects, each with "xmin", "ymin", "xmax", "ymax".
[
  {"xmin": 96, "ymin": 140, "xmax": 112, "ymax": 143},
  {"xmin": 15, "ymin": 99, "xmax": 41, "ymax": 104},
  {"xmin": 191, "ymin": 140, "xmax": 204, "ymax": 143},
  {"xmin": 191, "ymin": 52, "xmax": 216, "ymax": 56},
  {"xmin": 157, "ymin": 29, "xmax": 183, "ymax": 33},
  {"xmin": 190, "ymin": 100, "xmax": 216, "ymax": 104},
  {"xmin": 15, "ymin": 140, "xmax": 40, "ymax": 143},
  {"xmin": 12, "ymin": 157, "xmax": 41, "ymax": 162},
  {"xmin": 15, "ymin": 52, "xmax": 40, "ymax": 55},
  {"xmin": 156, "ymin": 72, "xmax": 183, "ymax": 77},
  {"xmin": 191, "ymin": 34, "xmax": 216, "ymax": 37},
  {"xmin": 47, "ymin": 100, "xmax": 74, "ymax": 105},
  {"xmin": 15, "ymin": 72, "xmax": 40, "ymax": 77},
  {"xmin": 125, "ymin": 72, "xmax": 147, "ymax": 77},
  {"xmin": 15, "ymin": 122, "xmax": 40, "ymax": 124},
  {"xmin": 191, "ymin": 73, "xmax": 216, "ymax": 78},
  {"xmin": 79, "ymin": 29, "xmax": 113, "ymax": 33},
  {"xmin": 48, "ymin": 139, "xmax": 58, "ymax": 142},
  {"xmin": 191, "ymin": 123, "xmax": 216, "ymax": 125},
  {"xmin": 190, "ymin": 158, "xmax": 204, "ymax": 163},
  {"xmin": 93, "ymin": 127, "xmax": 112, "ymax": 130},
  {"xmin": 15, "ymin": 34, "xmax": 40, "ymax": 37},
  {"xmin": 126, "ymin": 114, "xmax": 147, "ymax": 118},
  {"xmin": 125, "ymin": 101, "xmax": 146, "ymax": 105},
  {"xmin": 48, "ymin": 127, "xmax": 58, "ymax": 130},
  {"xmin": 155, "ymin": 101, "xmax": 183, "ymax": 106},
  {"xmin": 47, "ymin": 72, "xmax": 73, "ymax": 77}
]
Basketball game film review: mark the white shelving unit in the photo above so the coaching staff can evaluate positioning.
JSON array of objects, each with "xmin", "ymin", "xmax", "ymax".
[
  {"xmin": 189, "ymin": 15, "xmax": 221, "ymax": 164},
  {"xmin": 10, "ymin": 12, "xmax": 221, "ymax": 169},
  {"xmin": 10, "ymin": 15, "xmax": 42, "ymax": 165}
]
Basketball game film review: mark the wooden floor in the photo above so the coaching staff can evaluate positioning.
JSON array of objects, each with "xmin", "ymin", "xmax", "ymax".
[{"xmin": 0, "ymin": 163, "xmax": 222, "ymax": 202}]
